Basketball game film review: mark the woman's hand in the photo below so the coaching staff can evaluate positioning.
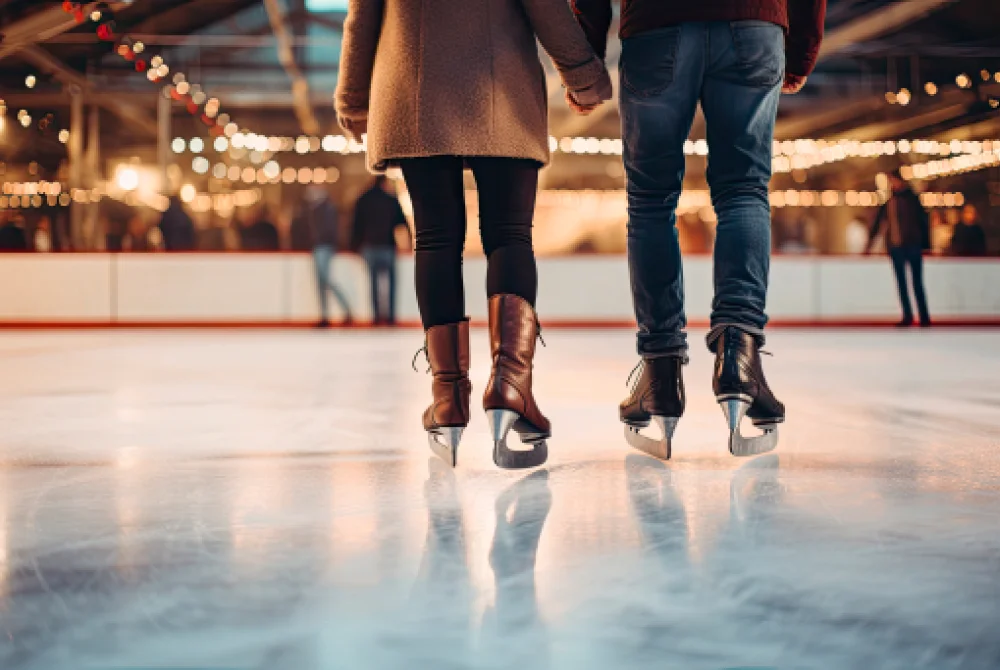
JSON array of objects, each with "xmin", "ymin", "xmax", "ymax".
[
  {"xmin": 338, "ymin": 115, "xmax": 368, "ymax": 143},
  {"xmin": 782, "ymin": 73, "xmax": 808, "ymax": 94}
]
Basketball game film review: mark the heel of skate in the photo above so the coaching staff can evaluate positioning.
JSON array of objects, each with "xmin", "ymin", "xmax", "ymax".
[
  {"xmin": 719, "ymin": 396, "xmax": 778, "ymax": 457},
  {"xmin": 487, "ymin": 409, "xmax": 548, "ymax": 469},
  {"xmin": 624, "ymin": 416, "xmax": 678, "ymax": 461},
  {"xmin": 427, "ymin": 426, "xmax": 464, "ymax": 467}
]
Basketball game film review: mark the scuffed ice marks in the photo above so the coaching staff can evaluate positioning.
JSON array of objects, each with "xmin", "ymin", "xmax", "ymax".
[{"xmin": 0, "ymin": 329, "xmax": 999, "ymax": 669}]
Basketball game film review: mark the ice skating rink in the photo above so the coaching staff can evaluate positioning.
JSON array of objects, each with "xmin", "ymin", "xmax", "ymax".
[{"xmin": 1, "ymin": 327, "xmax": 998, "ymax": 669}]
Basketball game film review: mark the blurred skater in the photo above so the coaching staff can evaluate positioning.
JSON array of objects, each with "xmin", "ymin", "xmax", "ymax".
[
  {"xmin": 158, "ymin": 196, "xmax": 196, "ymax": 252},
  {"xmin": 351, "ymin": 176, "xmax": 412, "ymax": 325},
  {"xmin": 573, "ymin": 0, "xmax": 826, "ymax": 457},
  {"xmin": 947, "ymin": 203, "xmax": 988, "ymax": 257},
  {"xmin": 302, "ymin": 186, "xmax": 352, "ymax": 327},
  {"xmin": 337, "ymin": 0, "xmax": 611, "ymax": 466},
  {"xmin": 0, "ymin": 213, "xmax": 28, "ymax": 251},
  {"xmin": 866, "ymin": 169, "xmax": 932, "ymax": 327}
]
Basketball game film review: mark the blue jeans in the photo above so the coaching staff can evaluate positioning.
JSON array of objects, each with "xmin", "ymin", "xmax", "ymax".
[
  {"xmin": 889, "ymin": 246, "xmax": 930, "ymax": 323},
  {"xmin": 620, "ymin": 21, "xmax": 784, "ymax": 356},
  {"xmin": 313, "ymin": 245, "xmax": 352, "ymax": 322},
  {"xmin": 363, "ymin": 246, "xmax": 397, "ymax": 324}
]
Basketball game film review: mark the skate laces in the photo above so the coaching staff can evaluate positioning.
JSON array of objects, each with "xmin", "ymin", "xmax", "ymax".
[
  {"xmin": 625, "ymin": 360, "xmax": 644, "ymax": 391},
  {"xmin": 411, "ymin": 344, "xmax": 430, "ymax": 373},
  {"xmin": 536, "ymin": 317, "xmax": 546, "ymax": 347}
]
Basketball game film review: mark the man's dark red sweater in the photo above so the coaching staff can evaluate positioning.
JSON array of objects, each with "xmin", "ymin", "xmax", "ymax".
[{"xmin": 571, "ymin": 0, "xmax": 827, "ymax": 78}]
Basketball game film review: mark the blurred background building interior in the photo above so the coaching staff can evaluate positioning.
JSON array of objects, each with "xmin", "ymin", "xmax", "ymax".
[{"xmin": 0, "ymin": 0, "xmax": 998, "ymax": 260}]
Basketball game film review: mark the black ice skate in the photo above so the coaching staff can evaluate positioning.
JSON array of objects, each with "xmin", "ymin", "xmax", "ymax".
[
  {"xmin": 712, "ymin": 326, "xmax": 784, "ymax": 457},
  {"xmin": 620, "ymin": 356, "xmax": 685, "ymax": 460}
]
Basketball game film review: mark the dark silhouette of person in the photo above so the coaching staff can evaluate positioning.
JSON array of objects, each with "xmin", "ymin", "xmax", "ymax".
[
  {"xmin": 351, "ymin": 176, "xmax": 412, "ymax": 325},
  {"xmin": 948, "ymin": 204, "xmax": 988, "ymax": 257},
  {"xmin": 0, "ymin": 214, "xmax": 29, "ymax": 251},
  {"xmin": 158, "ymin": 196, "xmax": 196, "ymax": 251},
  {"xmin": 866, "ymin": 170, "xmax": 931, "ymax": 327},
  {"xmin": 240, "ymin": 208, "xmax": 280, "ymax": 251}
]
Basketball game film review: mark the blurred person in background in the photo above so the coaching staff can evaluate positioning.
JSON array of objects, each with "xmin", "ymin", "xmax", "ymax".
[
  {"xmin": 122, "ymin": 213, "xmax": 151, "ymax": 252},
  {"xmin": 302, "ymin": 185, "xmax": 352, "ymax": 327},
  {"xmin": 159, "ymin": 196, "xmax": 196, "ymax": 251},
  {"xmin": 33, "ymin": 215, "xmax": 53, "ymax": 252},
  {"xmin": 239, "ymin": 206, "xmax": 280, "ymax": 251},
  {"xmin": 351, "ymin": 176, "xmax": 412, "ymax": 325},
  {"xmin": 866, "ymin": 169, "xmax": 931, "ymax": 327},
  {"xmin": 928, "ymin": 209, "xmax": 951, "ymax": 255},
  {"xmin": 0, "ymin": 213, "xmax": 28, "ymax": 251},
  {"xmin": 947, "ymin": 203, "xmax": 987, "ymax": 257},
  {"xmin": 573, "ymin": 0, "xmax": 825, "ymax": 455},
  {"xmin": 289, "ymin": 204, "xmax": 313, "ymax": 251},
  {"xmin": 337, "ymin": 0, "xmax": 611, "ymax": 464}
]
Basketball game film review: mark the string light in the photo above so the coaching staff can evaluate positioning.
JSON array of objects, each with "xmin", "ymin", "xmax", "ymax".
[
  {"xmin": 924, "ymin": 82, "xmax": 938, "ymax": 96},
  {"xmin": 956, "ymin": 73, "xmax": 972, "ymax": 89},
  {"xmin": 24, "ymin": 75, "xmax": 36, "ymax": 89}
]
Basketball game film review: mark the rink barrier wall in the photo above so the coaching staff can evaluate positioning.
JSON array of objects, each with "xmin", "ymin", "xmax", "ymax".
[{"xmin": 1, "ymin": 253, "xmax": 999, "ymax": 326}]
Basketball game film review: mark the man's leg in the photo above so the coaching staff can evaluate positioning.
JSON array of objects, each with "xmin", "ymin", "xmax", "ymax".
[
  {"xmin": 363, "ymin": 248, "xmax": 381, "ymax": 323},
  {"xmin": 908, "ymin": 246, "xmax": 931, "ymax": 325},
  {"xmin": 701, "ymin": 21, "xmax": 784, "ymax": 346},
  {"xmin": 385, "ymin": 251, "xmax": 398, "ymax": 325},
  {"xmin": 889, "ymin": 247, "xmax": 914, "ymax": 323},
  {"xmin": 619, "ymin": 24, "xmax": 703, "ymax": 358},
  {"xmin": 325, "ymin": 251, "xmax": 353, "ymax": 322},
  {"xmin": 313, "ymin": 245, "xmax": 332, "ymax": 323}
]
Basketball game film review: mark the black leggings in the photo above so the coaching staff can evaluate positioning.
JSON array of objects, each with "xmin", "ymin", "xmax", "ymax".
[{"xmin": 399, "ymin": 156, "xmax": 539, "ymax": 329}]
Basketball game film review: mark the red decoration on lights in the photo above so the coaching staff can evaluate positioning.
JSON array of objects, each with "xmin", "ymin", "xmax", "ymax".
[
  {"xmin": 186, "ymin": 101, "xmax": 199, "ymax": 115},
  {"xmin": 97, "ymin": 22, "xmax": 116, "ymax": 41},
  {"xmin": 210, "ymin": 125, "xmax": 225, "ymax": 137},
  {"xmin": 62, "ymin": 1, "xmax": 75, "ymax": 12},
  {"xmin": 135, "ymin": 60, "xmax": 147, "ymax": 73},
  {"xmin": 73, "ymin": 9, "xmax": 85, "ymax": 22},
  {"xmin": 124, "ymin": 50, "xmax": 136, "ymax": 61},
  {"xmin": 170, "ymin": 87, "xmax": 183, "ymax": 100}
]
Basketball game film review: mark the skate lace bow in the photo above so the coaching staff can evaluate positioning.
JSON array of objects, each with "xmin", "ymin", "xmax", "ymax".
[
  {"xmin": 625, "ymin": 360, "xmax": 643, "ymax": 390},
  {"xmin": 411, "ymin": 344, "xmax": 430, "ymax": 373}
]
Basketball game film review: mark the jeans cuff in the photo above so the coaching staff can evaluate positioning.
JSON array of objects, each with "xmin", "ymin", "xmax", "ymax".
[{"xmin": 706, "ymin": 322, "xmax": 766, "ymax": 351}]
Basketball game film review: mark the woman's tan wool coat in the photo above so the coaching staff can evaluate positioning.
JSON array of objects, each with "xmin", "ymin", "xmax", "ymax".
[{"xmin": 336, "ymin": 0, "xmax": 609, "ymax": 172}]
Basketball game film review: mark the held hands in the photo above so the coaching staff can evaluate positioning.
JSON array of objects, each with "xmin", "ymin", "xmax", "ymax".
[
  {"xmin": 337, "ymin": 115, "xmax": 368, "ymax": 143},
  {"xmin": 782, "ymin": 73, "xmax": 808, "ymax": 94},
  {"xmin": 566, "ymin": 66, "xmax": 613, "ymax": 116}
]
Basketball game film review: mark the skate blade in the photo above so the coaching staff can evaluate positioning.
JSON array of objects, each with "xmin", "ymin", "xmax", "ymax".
[
  {"xmin": 427, "ymin": 426, "xmax": 464, "ymax": 467},
  {"xmin": 624, "ymin": 416, "xmax": 678, "ymax": 461},
  {"xmin": 719, "ymin": 398, "xmax": 778, "ymax": 457},
  {"xmin": 487, "ymin": 409, "xmax": 549, "ymax": 469}
]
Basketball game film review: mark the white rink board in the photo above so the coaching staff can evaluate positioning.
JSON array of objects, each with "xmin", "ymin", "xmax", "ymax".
[
  {"xmin": 0, "ymin": 254, "xmax": 997, "ymax": 324},
  {"xmin": 0, "ymin": 255, "xmax": 112, "ymax": 321}
]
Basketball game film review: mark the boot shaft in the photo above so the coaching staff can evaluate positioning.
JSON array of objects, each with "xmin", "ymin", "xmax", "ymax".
[
  {"xmin": 487, "ymin": 294, "xmax": 537, "ymax": 370},
  {"xmin": 426, "ymin": 319, "xmax": 471, "ymax": 380}
]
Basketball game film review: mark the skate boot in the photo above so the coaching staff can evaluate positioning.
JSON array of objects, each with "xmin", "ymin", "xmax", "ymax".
[
  {"xmin": 420, "ymin": 320, "xmax": 472, "ymax": 467},
  {"xmin": 483, "ymin": 294, "xmax": 550, "ymax": 469},
  {"xmin": 712, "ymin": 326, "xmax": 784, "ymax": 457},
  {"xmin": 620, "ymin": 357, "xmax": 685, "ymax": 460}
]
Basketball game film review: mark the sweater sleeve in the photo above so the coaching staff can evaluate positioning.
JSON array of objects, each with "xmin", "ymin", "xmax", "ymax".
[
  {"xmin": 519, "ymin": 0, "xmax": 610, "ymax": 92},
  {"xmin": 786, "ymin": 0, "xmax": 827, "ymax": 77},
  {"xmin": 335, "ymin": 0, "xmax": 385, "ymax": 122},
  {"xmin": 570, "ymin": 0, "xmax": 613, "ymax": 61}
]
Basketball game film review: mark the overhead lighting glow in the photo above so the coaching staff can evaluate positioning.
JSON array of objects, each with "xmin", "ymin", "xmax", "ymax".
[{"xmin": 116, "ymin": 167, "xmax": 139, "ymax": 192}]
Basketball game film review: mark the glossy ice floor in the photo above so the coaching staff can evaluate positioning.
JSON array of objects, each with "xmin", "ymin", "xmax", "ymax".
[{"xmin": 1, "ymin": 328, "xmax": 999, "ymax": 669}]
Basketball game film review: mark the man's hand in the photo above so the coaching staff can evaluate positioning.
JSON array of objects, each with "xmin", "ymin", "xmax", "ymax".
[
  {"xmin": 782, "ymin": 73, "xmax": 808, "ymax": 94},
  {"xmin": 565, "ymin": 90, "xmax": 599, "ymax": 116},
  {"xmin": 338, "ymin": 115, "xmax": 368, "ymax": 143}
]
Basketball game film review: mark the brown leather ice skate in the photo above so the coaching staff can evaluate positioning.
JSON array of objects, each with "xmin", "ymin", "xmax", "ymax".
[
  {"xmin": 483, "ymin": 294, "xmax": 550, "ymax": 469},
  {"xmin": 421, "ymin": 319, "xmax": 471, "ymax": 467}
]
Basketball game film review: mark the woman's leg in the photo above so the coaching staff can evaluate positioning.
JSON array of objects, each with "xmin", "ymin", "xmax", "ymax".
[
  {"xmin": 467, "ymin": 157, "xmax": 539, "ymax": 305},
  {"xmin": 399, "ymin": 156, "xmax": 468, "ymax": 329}
]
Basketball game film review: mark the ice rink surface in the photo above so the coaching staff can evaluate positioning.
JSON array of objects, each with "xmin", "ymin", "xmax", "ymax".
[{"xmin": 0, "ymin": 327, "xmax": 998, "ymax": 669}]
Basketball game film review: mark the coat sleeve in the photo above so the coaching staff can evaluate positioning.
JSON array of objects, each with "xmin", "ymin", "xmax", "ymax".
[
  {"xmin": 519, "ymin": 0, "xmax": 611, "ymax": 93},
  {"xmin": 786, "ymin": 0, "xmax": 827, "ymax": 77},
  {"xmin": 335, "ymin": 0, "xmax": 385, "ymax": 123},
  {"xmin": 867, "ymin": 204, "xmax": 886, "ymax": 249},
  {"xmin": 569, "ymin": 0, "xmax": 614, "ymax": 61}
]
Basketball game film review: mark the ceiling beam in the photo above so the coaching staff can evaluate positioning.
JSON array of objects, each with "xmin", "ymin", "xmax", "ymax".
[
  {"xmin": 18, "ymin": 45, "xmax": 157, "ymax": 137},
  {"xmin": 819, "ymin": 0, "xmax": 960, "ymax": 61}
]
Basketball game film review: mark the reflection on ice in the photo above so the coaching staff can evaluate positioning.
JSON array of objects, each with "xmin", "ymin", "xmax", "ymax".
[{"xmin": 0, "ymin": 329, "xmax": 998, "ymax": 668}]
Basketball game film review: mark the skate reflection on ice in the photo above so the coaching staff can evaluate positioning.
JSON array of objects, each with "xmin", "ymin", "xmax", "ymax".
[
  {"xmin": 404, "ymin": 461, "xmax": 552, "ymax": 666},
  {"xmin": 481, "ymin": 470, "xmax": 552, "ymax": 667}
]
